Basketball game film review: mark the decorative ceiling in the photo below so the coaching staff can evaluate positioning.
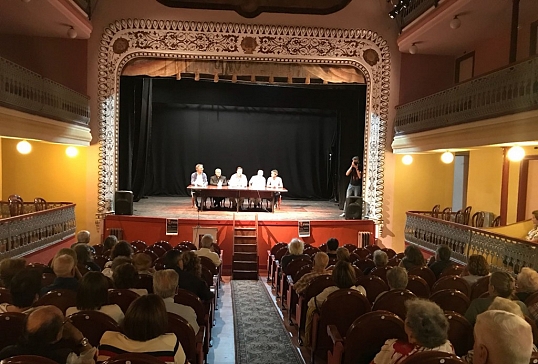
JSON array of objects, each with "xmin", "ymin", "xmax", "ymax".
[{"xmin": 155, "ymin": 0, "xmax": 352, "ymax": 18}]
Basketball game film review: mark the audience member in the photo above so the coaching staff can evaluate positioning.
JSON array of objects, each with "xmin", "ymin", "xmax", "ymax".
[
  {"xmin": 335, "ymin": 247, "xmax": 350, "ymax": 263},
  {"xmin": 0, "ymin": 258, "xmax": 26, "ymax": 288},
  {"xmin": 209, "ymin": 168, "xmax": 227, "ymax": 208},
  {"xmin": 248, "ymin": 170, "xmax": 266, "ymax": 207},
  {"xmin": 76, "ymin": 230, "xmax": 91, "ymax": 245},
  {"xmin": 305, "ymin": 261, "xmax": 365, "ymax": 345},
  {"xmin": 133, "ymin": 253, "xmax": 155, "ymax": 276},
  {"xmin": 228, "ymin": 166, "xmax": 248, "ymax": 209},
  {"xmin": 98, "ymin": 295, "xmax": 186, "ymax": 364},
  {"xmin": 326, "ymin": 238, "xmax": 339, "ymax": 259},
  {"xmin": 472, "ymin": 310, "xmax": 532, "ymax": 364},
  {"xmin": 374, "ymin": 266, "xmax": 408, "ymax": 303},
  {"xmin": 153, "ymin": 269, "xmax": 199, "ymax": 332},
  {"xmin": 45, "ymin": 248, "xmax": 82, "ymax": 279},
  {"xmin": 73, "ymin": 243, "xmax": 101, "ymax": 272},
  {"xmin": 428, "ymin": 245, "xmax": 453, "ymax": 279},
  {"xmin": 294, "ymin": 252, "xmax": 330, "ymax": 294},
  {"xmin": 371, "ymin": 299, "xmax": 454, "ymax": 364},
  {"xmin": 113, "ymin": 263, "xmax": 147, "ymax": 296},
  {"xmin": 163, "ymin": 250, "xmax": 214, "ymax": 302},
  {"xmin": 0, "ymin": 305, "xmax": 96, "ymax": 363},
  {"xmin": 373, "ymin": 250, "xmax": 388, "ymax": 268},
  {"xmin": 101, "ymin": 242, "xmax": 134, "ymax": 277},
  {"xmin": 103, "ymin": 235, "xmax": 119, "ymax": 252},
  {"xmin": 0, "ymin": 268, "xmax": 41, "ymax": 313},
  {"xmin": 399, "ymin": 245, "xmax": 425, "ymax": 271},
  {"xmin": 464, "ymin": 271, "xmax": 528, "ymax": 325},
  {"xmin": 461, "ymin": 255, "xmax": 490, "ymax": 285},
  {"xmin": 41, "ymin": 254, "xmax": 79, "ymax": 296},
  {"xmin": 526, "ymin": 210, "xmax": 538, "ymax": 242},
  {"xmin": 181, "ymin": 251, "xmax": 214, "ymax": 301},
  {"xmin": 66, "ymin": 271, "xmax": 124, "ymax": 324},
  {"xmin": 102, "ymin": 256, "xmax": 132, "ymax": 279},
  {"xmin": 281, "ymin": 238, "xmax": 310, "ymax": 273},
  {"xmin": 195, "ymin": 234, "xmax": 221, "ymax": 267},
  {"xmin": 516, "ymin": 267, "xmax": 538, "ymax": 302}
]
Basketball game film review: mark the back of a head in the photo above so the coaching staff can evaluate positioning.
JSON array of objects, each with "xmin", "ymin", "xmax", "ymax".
[
  {"xmin": 516, "ymin": 267, "xmax": 538, "ymax": 293},
  {"xmin": 373, "ymin": 250, "xmax": 388, "ymax": 267},
  {"xmin": 404, "ymin": 245, "xmax": 425, "ymax": 266},
  {"xmin": 405, "ymin": 299, "xmax": 448, "ymax": 348},
  {"xmin": 153, "ymin": 269, "xmax": 179, "ymax": 299},
  {"xmin": 200, "ymin": 234, "xmax": 214, "ymax": 249},
  {"xmin": 77, "ymin": 271, "xmax": 109, "ymax": 310},
  {"xmin": 326, "ymin": 238, "xmax": 339, "ymax": 252},
  {"xmin": 111, "ymin": 256, "xmax": 133, "ymax": 271},
  {"xmin": 73, "ymin": 243, "xmax": 91, "ymax": 264},
  {"xmin": 123, "ymin": 294, "xmax": 168, "ymax": 342},
  {"xmin": 53, "ymin": 254, "xmax": 75, "ymax": 278},
  {"xmin": 0, "ymin": 258, "xmax": 26, "ymax": 288},
  {"xmin": 181, "ymin": 251, "xmax": 201, "ymax": 277},
  {"xmin": 103, "ymin": 235, "xmax": 118, "ymax": 251},
  {"xmin": 111, "ymin": 241, "xmax": 133, "ymax": 260},
  {"xmin": 488, "ymin": 297, "xmax": 524, "ymax": 318},
  {"xmin": 436, "ymin": 245, "xmax": 451, "ymax": 262},
  {"xmin": 10, "ymin": 268, "xmax": 41, "ymax": 308},
  {"xmin": 76, "ymin": 230, "xmax": 90, "ymax": 244},
  {"xmin": 490, "ymin": 271, "xmax": 515, "ymax": 298},
  {"xmin": 387, "ymin": 267, "xmax": 408, "ymax": 290},
  {"xmin": 25, "ymin": 305, "xmax": 64, "ymax": 346},
  {"xmin": 164, "ymin": 249, "xmax": 182, "ymax": 269},
  {"xmin": 313, "ymin": 252, "xmax": 329, "ymax": 270},
  {"xmin": 113, "ymin": 263, "xmax": 138, "ymax": 289},
  {"xmin": 133, "ymin": 253, "xmax": 152, "ymax": 272},
  {"xmin": 474, "ymin": 310, "xmax": 533, "ymax": 364},
  {"xmin": 288, "ymin": 238, "xmax": 304, "ymax": 255},
  {"xmin": 332, "ymin": 261, "xmax": 356, "ymax": 289},
  {"xmin": 467, "ymin": 255, "xmax": 490, "ymax": 276},
  {"xmin": 54, "ymin": 248, "xmax": 78, "ymax": 265},
  {"xmin": 336, "ymin": 247, "xmax": 350, "ymax": 262}
]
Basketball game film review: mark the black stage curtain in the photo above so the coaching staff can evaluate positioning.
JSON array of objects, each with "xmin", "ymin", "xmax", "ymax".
[{"xmin": 119, "ymin": 77, "xmax": 365, "ymax": 202}]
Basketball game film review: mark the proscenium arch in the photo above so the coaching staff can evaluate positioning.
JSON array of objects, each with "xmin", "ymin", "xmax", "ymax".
[{"xmin": 97, "ymin": 19, "xmax": 390, "ymax": 234}]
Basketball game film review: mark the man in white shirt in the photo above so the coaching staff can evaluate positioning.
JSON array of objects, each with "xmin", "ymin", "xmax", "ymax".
[
  {"xmin": 190, "ymin": 164, "xmax": 207, "ymax": 209},
  {"xmin": 153, "ymin": 269, "xmax": 200, "ymax": 333},
  {"xmin": 249, "ymin": 170, "xmax": 266, "ymax": 208},
  {"xmin": 228, "ymin": 167, "xmax": 248, "ymax": 209},
  {"xmin": 266, "ymin": 169, "xmax": 284, "ymax": 209},
  {"xmin": 196, "ymin": 234, "xmax": 221, "ymax": 267}
]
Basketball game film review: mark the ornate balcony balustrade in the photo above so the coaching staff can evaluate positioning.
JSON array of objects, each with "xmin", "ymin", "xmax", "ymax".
[
  {"xmin": 397, "ymin": 0, "xmax": 438, "ymax": 30},
  {"xmin": 0, "ymin": 57, "xmax": 90, "ymax": 126},
  {"xmin": 395, "ymin": 56, "xmax": 538, "ymax": 135},
  {"xmin": 405, "ymin": 211, "xmax": 538, "ymax": 274},
  {"xmin": 0, "ymin": 203, "xmax": 76, "ymax": 260}
]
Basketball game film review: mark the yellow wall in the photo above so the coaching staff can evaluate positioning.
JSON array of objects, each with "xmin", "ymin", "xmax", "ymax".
[
  {"xmin": 507, "ymin": 146, "xmax": 538, "ymax": 223},
  {"xmin": 1, "ymin": 138, "xmax": 89, "ymax": 232},
  {"xmin": 466, "ymin": 148, "xmax": 503, "ymax": 218},
  {"xmin": 391, "ymin": 153, "xmax": 454, "ymax": 252}
]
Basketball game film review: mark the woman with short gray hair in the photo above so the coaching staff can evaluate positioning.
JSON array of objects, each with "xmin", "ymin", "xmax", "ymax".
[{"xmin": 371, "ymin": 299, "xmax": 454, "ymax": 364}]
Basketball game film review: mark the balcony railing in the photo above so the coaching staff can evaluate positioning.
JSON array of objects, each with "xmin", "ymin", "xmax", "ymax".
[
  {"xmin": 0, "ymin": 203, "xmax": 76, "ymax": 260},
  {"xmin": 0, "ymin": 57, "xmax": 90, "ymax": 126},
  {"xmin": 394, "ymin": 56, "xmax": 538, "ymax": 135},
  {"xmin": 405, "ymin": 211, "xmax": 538, "ymax": 274},
  {"xmin": 397, "ymin": 0, "xmax": 438, "ymax": 30}
]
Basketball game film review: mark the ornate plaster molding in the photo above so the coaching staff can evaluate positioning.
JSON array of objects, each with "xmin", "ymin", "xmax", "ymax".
[{"xmin": 97, "ymin": 19, "xmax": 390, "ymax": 229}]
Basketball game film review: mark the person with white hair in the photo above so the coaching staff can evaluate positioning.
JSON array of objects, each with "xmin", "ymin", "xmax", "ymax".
[
  {"xmin": 191, "ymin": 163, "xmax": 208, "ymax": 210},
  {"xmin": 196, "ymin": 234, "xmax": 221, "ymax": 267},
  {"xmin": 472, "ymin": 310, "xmax": 533, "ymax": 364},
  {"xmin": 228, "ymin": 166, "xmax": 248, "ymax": 209},
  {"xmin": 76, "ymin": 230, "xmax": 91, "ymax": 244},
  {"xmin": 40, "ymin": 254, "xmax": 78, "ymax": 296},
  {"xmin": 373, "ymin": 250, "xmax": 388, "ymax": 268},
  {"xmin": 249, "ymin": 169, "xmax": 266, "ymax": 208},
  {"xmin": 516, "ymin": 267, "xmax": 538, "ymax": 302},
  {"xmin": 294, "ymin": 252, "xmax": 330, "ymax": 294},
  {"xmin": 280, "ymin": 238, "xmax": 310, "ymax": 273},
  {"xmin": 209, "ymin": 168, "xmax": 227, "ymax": 208}
]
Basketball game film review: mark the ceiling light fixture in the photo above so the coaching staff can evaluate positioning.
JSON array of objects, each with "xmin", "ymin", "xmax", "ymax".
[
  {"xmin": 66, "ymin": 146, "xmax": 79, "ymax": 158},
  {"xmin": 450, "ymin": 16, "xmax": 461, "ymax": 29},
  {"xmin": 17, "ymin": 140, "xmax": 32, "ymax": 154},
  {"xmin": 402, "ymin": 155, "xmax": 413, "ymax": 165},
  {"xmin": 507, "ymin": 146, "xmax": 525, "ymax": 162},
  {"xmin": 441, "ymin": 151, "xmax": 454, "ymax": 164},
  {"xmin": 409, "ymin": 43, "xmax": 418, "ymax": 54},
  {"xmin": 67, "ymin": 26, "xmax": 77, "ymax": 39}
]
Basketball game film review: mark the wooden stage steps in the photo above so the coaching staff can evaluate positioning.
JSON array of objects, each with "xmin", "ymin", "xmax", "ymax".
[{"xmin": 232, "ymin": 214, "xmax": 259, "ymax": 280}]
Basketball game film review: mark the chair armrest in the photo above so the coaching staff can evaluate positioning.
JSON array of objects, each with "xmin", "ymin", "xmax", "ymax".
[
  {"xmin": 196, "ymin": 325, "xmax": 206, "ymax": 345},
  {"xmin": 327, "ymin": 324, "xmax": 344, "ymax": 345},
  {"xmin": 287, "ymin": 275, "xmax": 294, "ymax": 285}
]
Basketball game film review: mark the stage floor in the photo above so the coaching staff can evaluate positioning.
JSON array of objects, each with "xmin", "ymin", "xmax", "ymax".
[{"xmin": 132, "ymin": 196, "xmax": 344, "ymax": 221}]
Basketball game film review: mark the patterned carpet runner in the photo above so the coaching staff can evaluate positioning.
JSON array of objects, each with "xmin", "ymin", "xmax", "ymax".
[{"xmin": 232, "ymin": 280, "xmax": 304, "ymax": 364}]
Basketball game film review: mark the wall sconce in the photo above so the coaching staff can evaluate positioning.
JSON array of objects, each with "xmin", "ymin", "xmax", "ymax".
[
  {"xmin": 66, "ymin": 146, "xmax": 79, "ymax": 158},
  {"xmin": 441, "ymin": 151, "xmax": 454, "ymax": 164},
  {"xmin": 67, "ymin": 26, "xmax": 77, "ymax": 39},
  {"xmin": 450, "ymin": 16, "xmax": 461, "ymax": 29},
  {"xmin": 16, "ymin": 140, "xmax": 32, "ymax": 154},
  {"xmin": 507, "ymin": 146, "xmax": 525, "ymax": 162},
  {"xmin": 402, "ymin": 155, "xmax": 413, "ymax": 165},
  {"xmin": 409, "ymin": 43, "xmax": 418, "ymax": 54}
]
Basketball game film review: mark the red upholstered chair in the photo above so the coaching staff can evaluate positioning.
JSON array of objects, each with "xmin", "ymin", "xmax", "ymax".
[
  {"xmin": 0, "ymin": 312, "xmax": 25, "ymax": 351},
  {"xmin": 101, "ymin": 353, "xmax": 165, "ymax": 364},
  {"xmin": 399, "ymin": 351, "xmax": 464, "ymax": 364},
  {"xmin": 153, "ymin": 240, "xmax": 172, "ymax": 251},
  {"xmin": 356, "ymin": 275, "xmax": 389, "ymax": 304},
  {"xmin": 354, "ymin": 248, "xmax": 371, "ymax": 259},
  {"xmin": 68, "ymin": 310, "xmax": 120, "ymax": 347},
  {"xmin": 381, "ymin": 248, "xmax": 397, "ymax": 259},
  {"xmin": 429, "ymin": 289, "xmax": 470, "ymax": 315},
  {"xmin": 318, "ymin": 243, "xmax": 328, "ymax": 252},
  {"xmin": 33, "ymin": 197, "xmax": 48, "ymax": 212},
  {"xmin": 180, "ymin": 241, "xmax": 198, "ymax": 250},
  {"xmin": 153, "ymin": 257, "xmax": 166, "ymax": 271},
  {"xmin": 0, "ymin": 288, "xmax": 12, "ymax": 304},
  {"xmin": 406, "ymin": 275, "xmax": 431, "ymax": 298},
  {"xmin": 199, "ymin": 256, "xmax": 218, "ymax": 275},
  {"xmin": 310, "ymin": 289, "xmax": 371, "ymax": 363},
  {"xmin": 295, "ymin": 275, "xmax": 335, "ymax": 344},
  {"xmin": 27, "ymin": 262, "xmax": 49, "ymax": 271},
  {"xmin": 135, "ymin": 273, "xmax": 154, "ymax": 294},
  {"xmin": 8, "ymin": 195, "xmax": 23, "ymax": 217},
  {"xmin": 267, "ymin": 242, "xmax": 287, "ymax": 282},
  {"xmin": 395, "ymin": 252, "xmax": 406, "ymax": 259},
  {"xmin": 167, "ymin": 312, "xmax": 205, "ymax": 364},
  {"xmin": 445, "ymin": 311, "xmax": 474, "ymax": 357},
  {"xmin": 439, "ymin": 265, "xmax": 464, "ymax": 278},
  {"xmin": 369, "ymin": 266, "xmax": 391, "ymax": 284},
  {"xmin": 387, "ymin": 257, "xmax": 401, "ymax": 267},
  {"xmin": 432, "ymin": 275, "xmax": 471, "ymax": 298},
  {"xmin": 293, "ymin": 264, "xmax": 313, "ymax": 282},
  {"xmin": 280, "ymin": 257, "xmax": 311, "ymax": 310},
  {"xmin": 92, "ymin": 244, "xmax": 104, "ymax": 256},
  {"xmin": 408, "ymin": 266, "xmax": 436, "ymax": 288},
  {"xmin": 286, "ymin": 265, "xmax": 314, "ymax": 325},
  {"xmin": 33, "ymin": 289, "xmax": 77, "ymax": 314},
  {"xmin": 365, "ymin": 245, "xmax": 381, "ymax": 254},
  {"xmin": 93, "ymin": 255, "xmax": 110, "ymax": 270},
  {"xmin": 271, "ymin": 246, "xmax": 289, "ymax": 288},
  {"xmin": 130, "ymin": 240, "xmax": 147, "ymax": 252},
  {"xmin": 371, "ymin": 289, "xmax": 416, "ymax": 319},
  {"xmin": 525, "ymin": 291, "xmax": 538, "ymax": 307},
  {"xmin": 175, "ymin": 289, "xmax": 210, "ymax": 355},
  {"xmin": 354, "ymin": 259, "xmax": 375, "ymax": 275},
  {"xmin": 107, "ymin": 289, "xmax": 140, "ymax": 313},
  {"xmin": 525, "ymin": 316, "xmax": 538, "ymax": 347},
  {"xmin": 40, "ymin": 273, "xmax": 56, "ymax": 288},
  {"xmin": 348, "ymin": 253, "xmax": 361, "ymax": 265},
  {"xmin": 0, "ymin": 356, "xmax": 58, "ymax": 364},
  {"xmin": 328, "ymin": 310, "xmax": 406, "ymax": 364},
  {"xmin": 343, "ymin": 244, "xmax": 358, "ymax": 253},
  {"xmin": 142, "ymin": 249, "xmax": 159, "ymax": 264},
  {"xmin": 470, "ymin": 275, "xmax": 490, "ymax": 300},
  {"xmin": 147, "ymin": 245, "xmax": 166, "ymax": 258}
]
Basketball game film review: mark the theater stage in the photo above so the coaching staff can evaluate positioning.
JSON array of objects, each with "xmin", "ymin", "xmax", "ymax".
[{"xmin": 103, "ymin": 197, "xmax": 375, "ymax": 274}]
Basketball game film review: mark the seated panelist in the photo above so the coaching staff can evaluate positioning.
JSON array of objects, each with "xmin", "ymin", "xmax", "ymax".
[
  {"xmin": 249, "ymin": 170, "xmax": 266, "ymax": 208},
  {"xmin": 228, "ymin": 167, "xmax": 248, "ymax": 209},
  {"xmin": 209, "ymin": 168, "xmax": 227, "ymax": 208},
  {"xmin": 266, "ymin": 169, "xmax": 283, "ymax": 208},
  {"xmin": 190, "ymin": 163, "xmax": 207, "ymax": 209}
]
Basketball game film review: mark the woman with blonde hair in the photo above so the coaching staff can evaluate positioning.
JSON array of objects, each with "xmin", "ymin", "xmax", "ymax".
[{"xmin": 516, "ymin": 267, "xmax": 538, "ymax": 302}]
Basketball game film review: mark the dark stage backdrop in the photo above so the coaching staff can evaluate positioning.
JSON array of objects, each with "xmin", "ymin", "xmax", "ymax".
[{"xmin": 119, "ymin": 77, "xmax": 366, "ymax": 202}]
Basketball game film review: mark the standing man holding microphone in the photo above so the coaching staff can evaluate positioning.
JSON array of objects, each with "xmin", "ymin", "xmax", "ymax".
[{"xmin": 340, "ymin": 156, "xmax": 362, "ymax": 217}]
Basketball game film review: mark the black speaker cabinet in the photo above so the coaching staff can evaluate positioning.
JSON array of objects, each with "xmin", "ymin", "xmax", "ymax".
[
  {"xmin": 345, "ymin": 196, "xmax": 363, "ymax": 220},
  {"xmin": 115, "ymin": 191, "xmax": 133, "ymax": 215}
]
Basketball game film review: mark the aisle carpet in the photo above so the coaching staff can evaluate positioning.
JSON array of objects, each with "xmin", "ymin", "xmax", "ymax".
[{"xmin": 232, "ymin": 280, "xmax": 304, "ymax": 364}]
